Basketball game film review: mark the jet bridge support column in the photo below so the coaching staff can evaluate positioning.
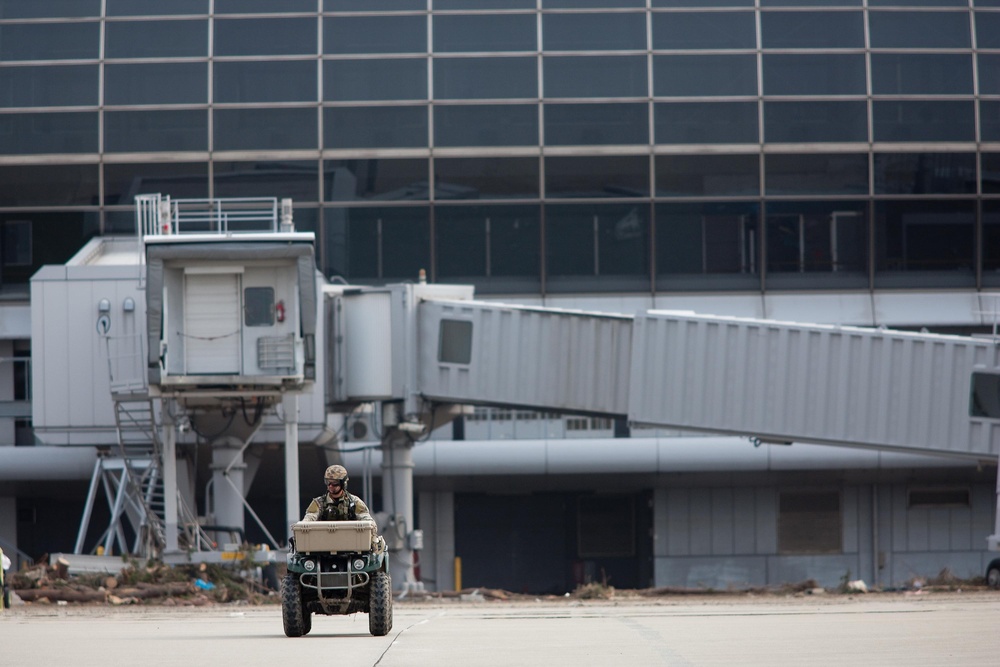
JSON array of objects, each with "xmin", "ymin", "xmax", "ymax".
[
  {"xmin": 284, "ymin": 392, "xmax": 300, "ymax": 536},
  {"xmin": 162, "ymin": 399, "xmax": 179, "ymax": 554},
  {"xmin": 990, "ymin": 453, "xmax": 1000, "ymax": 552},
  {"xmin": 210, "ymin": 437, "xmax": 247, "ymax": 534},
  {"xmin": 381, "ymin": 426, "xmax": 420, "ymax": 592}
]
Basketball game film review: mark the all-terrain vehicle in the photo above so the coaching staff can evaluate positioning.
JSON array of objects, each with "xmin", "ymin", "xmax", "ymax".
[{"xmin": 282, "ymin": 520, "xmax": 392, "ymax": 637}]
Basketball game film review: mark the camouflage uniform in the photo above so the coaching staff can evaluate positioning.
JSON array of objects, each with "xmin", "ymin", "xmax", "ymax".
[{"xmin": 301, "ymin": 491, "xmax": 372, "ymax": 522}]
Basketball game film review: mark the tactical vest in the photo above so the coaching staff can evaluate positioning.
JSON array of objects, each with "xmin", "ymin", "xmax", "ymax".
[{"xmin": 313, "ymin": 493, "xmax": 357, "ymax": 521}]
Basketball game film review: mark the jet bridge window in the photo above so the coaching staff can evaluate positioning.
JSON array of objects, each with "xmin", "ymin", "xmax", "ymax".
[
  {"xmin": 244, "ymin": 287, "xmax": 274, "ymax": 327},
  {"xmin": 970, "ymin": 372, "xmax": 1000, "ymax": 419},
  {"xmin": 438, "ymin": 319, "xmax": 473, "ymax": 364}
]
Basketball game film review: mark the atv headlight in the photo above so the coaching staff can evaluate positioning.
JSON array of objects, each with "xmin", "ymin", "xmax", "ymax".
[
  {"xmin": 304, "ymin": 559, "xmax": 316, "ymax": 571},
  {"xmin": 353, "ymin": 558, "xmax": 365, "ymax": 570}
]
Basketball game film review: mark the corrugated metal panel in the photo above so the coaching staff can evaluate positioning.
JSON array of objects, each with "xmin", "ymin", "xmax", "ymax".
[
  {"xmin": 342, "ymin": 291, "xmax": 394, "ymax": 400},
  {"xmin": 418, "ymin": 300, "xmax": 632, "ymax": 415},
  {"xmin": 629, "ymin": 311, "xmax": 1000, "ymax": 459}
]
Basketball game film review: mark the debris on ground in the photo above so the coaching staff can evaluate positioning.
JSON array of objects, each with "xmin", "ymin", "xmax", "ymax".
[
  {"xmin": 7, "ymin": 555, "xmax": 278, "ymax": 607},
  {"xmin": 3, "ymin": 558, "xmax": 995, "ymax": 608}
]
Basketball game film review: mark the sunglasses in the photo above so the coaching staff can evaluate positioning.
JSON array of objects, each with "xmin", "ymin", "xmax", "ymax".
[{"xmin": 326, "ymin": 480, "xmax": 344, "ymax": 488}]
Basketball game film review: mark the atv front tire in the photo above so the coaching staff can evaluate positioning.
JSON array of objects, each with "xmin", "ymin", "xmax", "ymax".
[
  {"xmin": 368, "ymin": 570, "xmax": 393, "ymax": 636},
  {"xmin": 282, "ymin": 573, "xmax": 310, "ymax": 637}
]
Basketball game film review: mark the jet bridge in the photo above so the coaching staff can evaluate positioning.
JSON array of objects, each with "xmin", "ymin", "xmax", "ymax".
[
  {"xmin": 403, "ymin": 299, "xmax": 1000, "ymax": 461},
  {"xmin": 396, "ymin": 298, "xmax": 1000, "ymax": 551}
]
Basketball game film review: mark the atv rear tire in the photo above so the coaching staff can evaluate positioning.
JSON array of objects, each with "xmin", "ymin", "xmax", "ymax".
[
  {"xmin": 282, "ymin": 573, "xmax": 310, "ymax": 637},
  {"xmin": 368, "ymin": 570, "xmax": 393, "ymax": 636}
]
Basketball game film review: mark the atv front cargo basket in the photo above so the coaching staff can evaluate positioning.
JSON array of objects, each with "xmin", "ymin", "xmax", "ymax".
[{"xmin": 292, "ymin": 520, "xmax": 376, "ymax": 553}]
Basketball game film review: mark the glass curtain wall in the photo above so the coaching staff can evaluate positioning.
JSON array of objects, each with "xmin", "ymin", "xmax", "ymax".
[{"xmin": 0, "ymin": 0, "xmax": 997, "ymax": 293}]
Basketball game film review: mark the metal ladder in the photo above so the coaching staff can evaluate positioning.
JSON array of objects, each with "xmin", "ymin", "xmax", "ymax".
[{"xmin": 74, "ymin": 394, "xmax": 166, "ymax": 559}]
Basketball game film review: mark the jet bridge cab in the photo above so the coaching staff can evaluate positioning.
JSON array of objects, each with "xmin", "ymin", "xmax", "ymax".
[{"xmin": 139, "ymin": 194, "xmax": 317, "ymax": 392}]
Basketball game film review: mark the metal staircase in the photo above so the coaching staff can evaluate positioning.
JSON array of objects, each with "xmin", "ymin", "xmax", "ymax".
[{"xmin": 74, "ymin": 394, "xmax": 166, "ymax": 559}]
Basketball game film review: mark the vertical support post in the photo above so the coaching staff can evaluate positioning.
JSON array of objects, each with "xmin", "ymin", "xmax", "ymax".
[
  {"xmin": 210, "ymin": 437, "xmax": 246, "ymax": 532},
  {"xmin": 162, "ymin": 399, "xmax": 179, "ymax": 553},
  {"xmin": 382, "ymin": 426, "xmax": 418, "ymax": 591},
  {"xmin": 284, "ymin": 392, "xmax": 300, "ymax": 537}
]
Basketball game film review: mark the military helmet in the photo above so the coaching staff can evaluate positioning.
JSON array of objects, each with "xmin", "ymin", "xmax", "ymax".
[{"xmin": 324, "ymin": 464, "xmax": 349, "ymax": 484}]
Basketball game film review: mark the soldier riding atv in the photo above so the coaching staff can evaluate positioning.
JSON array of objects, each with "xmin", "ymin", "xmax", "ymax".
[{"xmin": 282, "ymin": 465, "xmax": 391, "ymax": 637}]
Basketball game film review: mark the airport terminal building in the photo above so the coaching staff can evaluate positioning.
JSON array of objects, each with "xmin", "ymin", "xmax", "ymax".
[{"xmin": 2, "ymin": 1, "xmax": 1000, "ymax": 594}]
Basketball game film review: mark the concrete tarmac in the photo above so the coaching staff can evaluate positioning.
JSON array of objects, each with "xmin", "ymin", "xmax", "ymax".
[{"xmin": 2, "ymin": 592, "xmax": 999, "ymax": 666}]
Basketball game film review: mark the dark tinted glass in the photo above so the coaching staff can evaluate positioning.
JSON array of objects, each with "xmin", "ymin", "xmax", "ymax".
[
  {"xmin": 324, "ymin": 15, "xmax": 426, "ymax": 54},
  {"xmin": 971, "ymin": 372, "xmax": 1000, "ymax": 418},
  {"xmin": 106, "ymin": 0, "xmax": 206, "ymax": 15},
  {"xmin": 435, "ymin": 14, "xmax": 537, "ymax": 52},
  {"xmin": 874, "ymin": 200, "xmax": 974, "ymax": 287},
  {"xmin": 978, "ymin": 12, "xmax": 1000, "ymax": 49},
  {"xmin": 215, "ymin": 18, "xmax": 316, "ymax": 56},
  {"xmin": 873, "ymin": 153, "xmax": 976, "ymax": 194},
  {"xmin": 983, "ymin": 101, "xmax": 1000, "ymax": 141},
  {"xmin": 760, "ymin": 11, "xmax": 864, "ymax": 48},
  {"xmin": 215, "ymin": 160, "xmax": 319, "ymax": 201},
  {"xmin": 765, "ymin": 200, "xmax": 868, "ymax": 288},
  {"xmin": 762, "ymin": 54, "xmax": 866, "ymax": 95},
  {"xmin": 544, "ymin": 13, "xmax": 647, "ymax": 50},
  {"xmin": 327, "ymin": 59, "xmax": 427, "ymax": 101},
  {"xmin": 873, "ymin": 101, "xmax": 975, "ymax": 142},
  {"xmin": 652, "ymin": 12, "xmax": 756, "ymax": 50},
  {"xmin": 325, "ymin": 0, "xmax": 424, "ymax": 9},
  {"xmin": 870, "ymin": 0, "xmax": 967, "ymax": 4},
  {"xmin": 104, "ymin": 162, "xmax": 208, "ymax": 204},
  {"xmin": 655, "ymin": 154, "xmax": 759, "ymax": 196},
  {"xmin": 214, "ymin": 60, "xmax": 317, "ymax": 103},
  {"xmin": 0, "ymin": 164, "xmax": 97, "ymax": 206},
  {"xmin": 0, "ymin": 23, "xmax": 99, "ymax": 60},
  {"xmin": 655, "ymin": 201, "xmax": 760, "ymax": 290},
  {"xmin": 216, "ymin": 0, "xmax": 315, "ymax": 12},
  {"xmin": 545, "ymin": 103, "xmax": 648, "ymax": 145},
  {"xmin": 981, "ymin": 55, "xmax": 1000, "ymax": 95},
  {"xmin": 437, "ymin": 0, "xmax": 535, "ymax": 7},
  {"xmin": 654, "ymin": 54, "xmax": 757, "ymax": 96},
  {"xmin": 0, "ymin": 112, "xmax": 97, "ymax": 154},
  {"xmin": 0, "ymin": 212, "xmax": 97, "ymax": 284},
  {"xmin": 105, "ymin": 63, "xmax": 207, "ymax": 105},
  {"xmin": 324, "ymin": 159, "xmax": 428, "ymax": 201},
  {"xmin": 761, "ymin": 0, "xmax": 861, "ymax": 5},
  {"xmin": 544, "ymin": 56, "xmax": 646, "ymax": 98},
  {"xmin": 105, "ymin": 20, "xmax": 207, "ymax": 58},
  {"xmin": 434, "ymin": 158, "xmax": 539, "ymax": 199},
  {"xmin": 434, "ymin": 205, "xmax": 542, "ymax": 286},
  {"xmin": 0, "ymin": 65, "xmax": 97, "ymax": 107},
  {"xmin": 434, "ymin": 105, "xmax": 538, "ymax": 147},
  {"xmin": 868, "ymin": 11, "xmax": 971, "ymax": 48},
  {"xmin": 985, "ymin": 153, "xmax": 1000, "ymax": 193},
  {"xmin": 325, "ymin": 206, "xmax": 430, "ymax": 281},
  {"xmin": 545, "ymin": 0, "xmax": 645, "ymax": 6},
  {"xmin": 655, "ymin": 0, "xmax": 754, "ymax": 5},
  {"xmin": 764, "ymin": 102, "xmax": 868, "ymax": 143},
  {"xmin": 984, "ymin": 200, "xmax": 1000, "ymax": 282},
  {"xmin": 0, "ymin": 0, "xmax": 99, "ymax": 18},
  {"xmin": 871, "ymin": 54, "xmax": 973, "ymax": 95},
  {"xmin": 243, "ymin": 287, "xmax": 274, "ymax": 327},
  {"xmin": 325, "ymin": 106, "xmax": 427, "ymax": 149},
  {"xmin": 435, "ymin": 58, "xmax": 536, "ymax": 99},
  {"xmin": 545, "ymin": 203, "xmax": 650, "ymax": 292},
  {"xmin": 104, "ymin": 110, "xmax": 208, "ymax": 153},
  {"xmin": 655, "ymin": 102, "xmax": 758, "ymax": 144},
  {"xmin": 765, "ymin": 153, "xmax": 868, "ymax": 195},
  {"xmin": 214, "ymin": 108, "xmax": 317, "ymax": 151},
  {"xmin": 545, "ymin": 156, "xmax": 649, "ymax": 198}
]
